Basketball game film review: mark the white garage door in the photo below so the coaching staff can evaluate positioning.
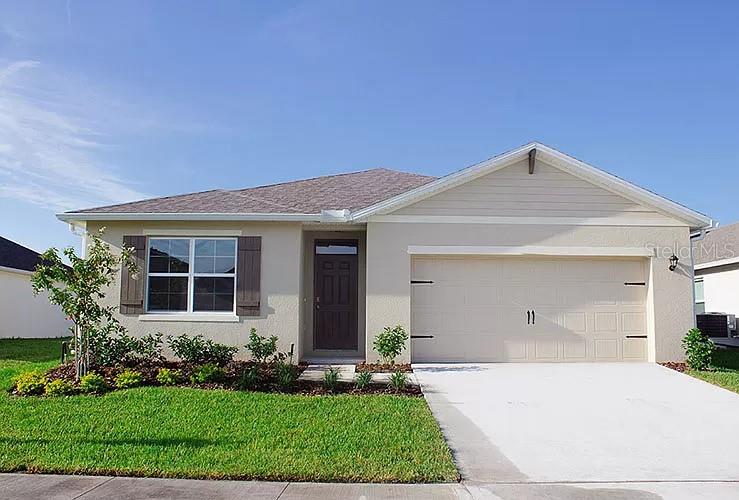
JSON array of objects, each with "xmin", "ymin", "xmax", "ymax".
[{"xmin": 411, "ymin": 256, "xmax": 648, "ymax": 362}]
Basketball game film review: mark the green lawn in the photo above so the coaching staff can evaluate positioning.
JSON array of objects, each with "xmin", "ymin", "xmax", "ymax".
[
  {"xmin": 0, "ymin": 338, "xmax": 457, "ymax": 482},
  {"xmin": 689, "ymin": 349, "xmax": 739, "ymax": 394},
  {"xmin": 0, "ymin": 337, "xmax": 67, "ymax": 391}
]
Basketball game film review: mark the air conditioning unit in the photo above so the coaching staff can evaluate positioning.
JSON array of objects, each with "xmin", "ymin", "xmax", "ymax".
[{"xmin": 697, "ymin": 313, "xmax": 736, "ymax": 338}]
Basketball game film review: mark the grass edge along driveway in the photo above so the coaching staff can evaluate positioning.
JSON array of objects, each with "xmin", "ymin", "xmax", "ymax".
[
  {"xmin": 688, "ymin": 348, "xmax": 739, "ymax": 394},
  {"xmin": 0, "ymin": 338, "xmax": 458, "ymax": 483}
]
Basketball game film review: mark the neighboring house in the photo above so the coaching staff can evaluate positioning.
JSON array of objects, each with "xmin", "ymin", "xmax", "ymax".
[
  {"xmin": 58, "ymin": 142, "xmax": 711, "ymax": 363},
  {"xmin": 0, "ymin": 237, "xmax": 71, "ymax": 338},
  {"xmin": 693, "ymin": 222, "xmax": 739, "ymax": 319}
]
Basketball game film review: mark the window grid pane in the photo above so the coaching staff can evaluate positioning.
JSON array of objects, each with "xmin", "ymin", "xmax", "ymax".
[{"xmin": 147, "ymin": 237, "xmax": 237, "ymax": 313}]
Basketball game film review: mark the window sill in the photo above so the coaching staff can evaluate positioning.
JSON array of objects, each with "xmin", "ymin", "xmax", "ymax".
[{"xmin": 138, "ymin": 314, "xmax": 240, "ymax": 323}]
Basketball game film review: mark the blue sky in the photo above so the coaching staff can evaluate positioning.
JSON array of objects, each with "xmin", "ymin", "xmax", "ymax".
[{"xmin": 0, "ymin": 1, "xmax": 737, "ymax": 254}]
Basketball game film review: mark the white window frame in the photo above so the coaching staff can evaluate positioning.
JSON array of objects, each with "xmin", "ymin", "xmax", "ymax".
[
  {"xmin": 145, "ymin": 236, "xmax": 237, "ymax": 315},
  {"xmin": 694, "ymin": 277, "xmax": 705, "ymax": 314}
]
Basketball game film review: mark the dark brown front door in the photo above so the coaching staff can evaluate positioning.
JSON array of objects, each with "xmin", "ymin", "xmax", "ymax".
[{"xmin": 314, "ymin": 240, "xmax": 358, "ymax": 350}]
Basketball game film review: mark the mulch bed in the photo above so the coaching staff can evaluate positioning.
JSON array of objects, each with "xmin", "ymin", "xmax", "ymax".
[
  {"xmin": 39, "ymin": 360, "xmax": 421, "ymax": 397},
  {"xmin": 356, "ymin": 362, "xmax": 412, "ymax": 373},
  {"xmin": 659, "ymin": 361, "xmax": 688, "ymax": 373}
]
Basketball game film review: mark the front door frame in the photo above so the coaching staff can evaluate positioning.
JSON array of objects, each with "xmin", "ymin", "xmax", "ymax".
[{"xmin": 313, "ymin": 238, "xmax": 359, "ymax": 351}]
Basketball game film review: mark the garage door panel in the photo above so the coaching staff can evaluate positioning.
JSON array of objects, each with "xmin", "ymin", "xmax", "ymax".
[
  {"xmin": 411, "ymin": 256, "xmax": 647, "ymax": 362},
  {"xmin": 594, "ymin": 339, "xmax": 620, "ymax": 359},
  {"xmin": 623, "ymin": 338, "xmax": 647, "ymax": 359},
  {"xmin": 563, "ymin": 338, "xmax": 587, "ymax": 359},
  {"xmin": 464, "ymin": 286, "xmax": 499, "ymax": 305},
  {"xmin": 621, "ymin": 312, "xmax": 646, "ymax": 332}
]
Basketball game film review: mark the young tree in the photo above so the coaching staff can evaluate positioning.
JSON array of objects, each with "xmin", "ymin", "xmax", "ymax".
[{"xmin": 31, "ymin": 228, "xmax": 137, "ymax": 379}]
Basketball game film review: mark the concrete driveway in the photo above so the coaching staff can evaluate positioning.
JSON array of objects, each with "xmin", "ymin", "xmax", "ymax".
[{"xmin": 414, "ymin": 363, "xmax": 739, "ymax": 487}]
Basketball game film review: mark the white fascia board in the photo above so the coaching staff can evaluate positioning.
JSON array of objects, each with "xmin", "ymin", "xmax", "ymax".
[
  {"xmin": 407, "ymin": 245, "xmax": 654, "ymax": 257},
  {"xmin": 57, "ymin": 212, "xmax": 323, "ymax": 223},
  {"xmin": 694, "ymin": 256, "xmax": 739, "ymax": 271},
  {"xmin": 351, "ymin": 142, "xmax": 713, "ymax": 230},
  {"xmin": 370, "ymin": 215, "xmax": 687, "ymax": 227}
]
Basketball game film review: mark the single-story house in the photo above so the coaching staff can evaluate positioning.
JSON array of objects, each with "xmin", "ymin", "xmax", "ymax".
[
  {"xmin": 0, "ymin": 236, "xmax": 71, "ymax": 339},
  {"xmin": 693, "ymin": 222, "xmax": 739, "ymax": 320},
  {"xmin": 58, "ymin": 143, "xmax": 712, "ymax": 363}
]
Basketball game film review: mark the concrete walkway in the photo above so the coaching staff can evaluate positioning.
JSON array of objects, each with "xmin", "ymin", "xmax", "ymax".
[{"xmin": 3, "ymin": 473, "xmax": 739, "ymax": 499}]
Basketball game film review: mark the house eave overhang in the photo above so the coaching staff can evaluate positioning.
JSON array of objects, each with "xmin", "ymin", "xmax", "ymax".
[
  {"xmin": 350, "ymin": 142, "xmax": 713, "ymax": 231},
  {"xmin": 57, "ymin": 212, "xmax": 327, "ymax": 223}
]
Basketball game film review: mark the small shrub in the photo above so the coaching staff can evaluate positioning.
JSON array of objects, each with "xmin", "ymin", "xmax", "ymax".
[
  {"xmin": 91, "ymin": 332, "xmax": 165, "ymax": 367},
  {"xmin": 682, "ymin": 328, "xmax": 715, "ymax": 371},
  {"xmin": 190, "ymin": 364, "xmax": 226, "ymax": 384},
  {"xmin": 372, "ymin": 325, "xmax": 409, "ymax": 365},
  {"xmin": 168, "ymin": 334, "xmax": 238, "ymax": 366},
  {"xmin": 45, "ymin": 379, "xmax": 76, "ymax": 396},
  {"xmin": 245, "ymin": 328, "xmax": 279, "ymax": 363},
  {"xmin": 115, "ymin": 369, "xmax": 144, "ymax": 389},
  {"xmin": 14, "ymin": 370, "xmax": 47, "ymax": 396},
  {"xmin": 156, "ymin": 368, "xmax": 181, "ymax": 386},
  {"xmin": 236, "ymin": 366, "xmax": 261, "ymax": 391},
  {"xmin": 355, "ymin": 371, "xmax": 372, "ymax": 390},
  {"xmin": 388, "ymin": 371, "xmax": 407, "ymax": 392},
  {"xmin": 79, "ymin": 372, "xmax": 108, "ymax": 394},
  {"xmin": 323, "ymin": 366, "xmax": 341, "ymax": 392},
  {"xmin": 275, "ymin": 362, "xmax": 297, "ymax": 392}
]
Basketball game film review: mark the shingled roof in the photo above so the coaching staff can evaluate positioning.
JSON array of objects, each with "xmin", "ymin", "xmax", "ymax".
[
  {"xmin": 72, "ymin": 168, "xmax": 436, "ymax": 215},
  {"xmin": 0, "ymin": 237, "xmax": 47, "ymax": 272},
  {"xmin": 693, "ymin": 222, "xmax": 739, "ymax": 266}
]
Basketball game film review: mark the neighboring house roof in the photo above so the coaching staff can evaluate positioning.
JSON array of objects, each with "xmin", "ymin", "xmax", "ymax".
[
  {"xmin": 693, "ymin": 222, "xmax": 739, "ymax": 269},
  {"xmin": 69, "ymin": 168, "xmax": 435, "ymax": 215},
  {"xmin": 0, "ymin": 237, "xmax": 48, "ymax": 273},
  {"xmin": 58, "ymin": 142, "xmax": 712, "ymax": 230}
]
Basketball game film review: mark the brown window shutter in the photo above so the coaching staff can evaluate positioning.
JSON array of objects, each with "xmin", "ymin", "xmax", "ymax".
[
  {"xmin": 120, "ymin": 235, "xmax": 147, "ymax": 315},
  {"xmin": 237, "ymin": 236, "xmax": 261, "ymax": 316}
]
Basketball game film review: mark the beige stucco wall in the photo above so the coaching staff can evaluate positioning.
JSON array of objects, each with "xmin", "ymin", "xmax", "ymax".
[
  {"xmin": 0, "ymin": 268, "xmax": 71, "ymax": 338},
  {"xmin": 365, "ymin": 221, "xmax": 694, "ymax": 363},
  {"xmin": 696, "ymin": 264, "xmax": 739, "ymax": 317},
  {"xmin": 86, "ymin": 221, "xmax": 303, "ymax": 360}
]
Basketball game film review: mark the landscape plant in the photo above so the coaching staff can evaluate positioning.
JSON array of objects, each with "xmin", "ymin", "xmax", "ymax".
[
  {"xmin": 682, "ymin": 328, "xmax": 715, "ymax": 371},
  {"xmin": 372, "ymin": 325, "xmax": 409, "ymax": 365},
  {"xmin": 389, "ymin": 371, "xmax": 408, "ymax": 392},
  {"xmin": 115, "ymin": 369, "xmax": 144, "ymax": 389},
  {"xmin": 355, "ymin": 371, "xmax": 372, "ymax": 390},
  {"xmin": 30, "ymin": 228, "xmax": 137, "ymax": 379},
  {"xmin": 13, "ymin": 370, "xmax": 47, "ymax": 396},
  {"xmin": 167, "ymin": 334, "xmax": 238, "ymax": 366},
  {"xmin": 79, "ymin": 372, "xmax": 108, "ymax": 394},
  {"xmin": 236, "ymin": 366, "xmax": 260, "ymax": 391},
  {"xmin": 190, "ymin": 364, "xmax": 226, "ymax": 384},
  {"xmin": 156, "ymin": 368, "xmax": 180, "ymax": 386},
  {"xmin": 323, "ymin": 366, "xmax": 341, "ymax": 392},
  {"xmin": 44, "ymin": 379, "xmax": 76, "ymax": 396},
  {"xmin": 275, "ymin": 362, "xmax": 297, "ymax": 392},
  {"xmin": 245, "ymin": 328, "xmax": 279, "ymax": 363}
]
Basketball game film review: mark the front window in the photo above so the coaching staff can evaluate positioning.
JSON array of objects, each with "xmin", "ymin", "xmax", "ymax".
[
  {"xmin": 147, "ymin": 238, "xmax": 236, "ymax": 313},
  {"xmin": 694, "ymin": 278, "xmax": 705, "ymax": 315}
]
